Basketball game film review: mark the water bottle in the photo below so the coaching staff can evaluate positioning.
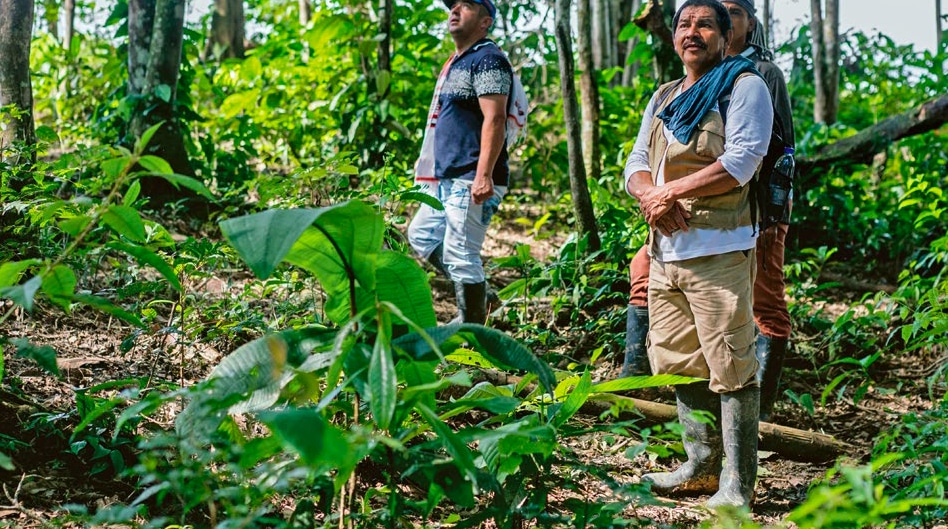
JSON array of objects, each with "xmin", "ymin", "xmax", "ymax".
[{"xmin": 767, "ymin": 146, "xmax": 795, "ymax": 226}]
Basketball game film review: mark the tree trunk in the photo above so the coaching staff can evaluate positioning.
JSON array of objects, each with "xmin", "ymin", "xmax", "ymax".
[
  {"xmin": 43, "ymin": 0, "xmax": 58, "ymax": 41},
  {"xmin": 64, "ymin": 0, "xmax": 75, "ymax": 49},
  {"xmin": 797, "ymin": 94, "xmax": 948, "ymax": 180},
  {"xmin": 128, "ymin": 0, "xmax": 195, "ymax": 202},
  {"xmin": 378, "ymin": 0, "xmax": 391, "ymax": 75},
  {"xmin": 0, "ymin": 0, "xmax": 36, "ymax": 169},
  {"xmin": 299, "ymin": 0, "xmax": 312, "ymax": 26},
  {"xmin": 634, "ymin": 0, "xmax": 679, "ymax": 84},
  {"xmin": 577, "ymin": 0, "xmax": 602, "ymax": 189},
  {"xmin": 620, "ymin": 0, "xmax": 642, "ymax": 87},
  {"xmin": 205, "ymin": 0, "xmax": 245, "ymax": 60},
  {"xmin": 810, "ymin": 0, "xmax": 840, "ymax": 124},
  {"xmin": 938, "ymin": 0, "xmax": 944, "ymax": 50},
  {"xmin": 555, "ymin": 0, "xmax": 601, "ymax": 253},
  {"xmin": 762, "ymin": 0, "xmax": 773, "ymax": 48},
  {"xmin": 478, "ymin": 369, "xmax": 852, "ymax": 463}
]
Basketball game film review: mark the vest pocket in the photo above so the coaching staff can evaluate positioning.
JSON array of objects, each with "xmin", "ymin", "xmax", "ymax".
[{"xmin": 695, "ymin": 117, "xmax": 726, "ymax": 157}]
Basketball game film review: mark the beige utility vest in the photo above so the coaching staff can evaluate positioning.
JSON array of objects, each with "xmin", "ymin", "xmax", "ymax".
[{"xmin": 647, "ymin": 74, "xmax": 756, "ymax": 230}]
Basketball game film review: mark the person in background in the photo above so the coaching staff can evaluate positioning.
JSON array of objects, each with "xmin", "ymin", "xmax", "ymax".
[
  {"xmin": 621, "ymin": 0, "xmax": 795, "ymax": 424},
  {"xmin": 408, "ymin": 0, "xmax": 511, "ymax": 324},
  {"xmin": 624, "ymin": 0, "xmax": 772, "ymax": 509}
]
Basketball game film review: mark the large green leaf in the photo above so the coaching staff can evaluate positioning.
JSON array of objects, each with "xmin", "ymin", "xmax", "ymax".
[
  {"xmin": 71, "ymin": 294, "xmax": 144, "ymax": 328},
  {"xmin": 552, "ymin": 371, "xmax": 592, "ymax": 428},
  {"xmin": 375, "ymin": 251, "xmax": 436, "ymax": 329},
  {"xmin": 589, "ymin": 374, "xmax": 705, "ymax": 393},
  {"xmin": 108, "ymin": 242, "xmax": 181, "ymax": 291},
  {"xmin": 176, "ymin": 327, "xmax": 338, "ymax": 436},
  {"xmin": 396, "ymin": 323, "xmax": 555, "ymax": 394},
  {"xmin": 417, "ymin": 403, "xmax": 478, "ymax": 485},
  {"xmin": 221, "ymin": 208, "xmax": 323, "ymax": 279},
  {"xmin": 285, "ymin": 201, "xmax": 383, "ymax": 292},
  {"xmin": 368, "ymin": 323, "xmax": 396, "ymax": 431},
  {"xmin": 102, "ymin": 205, "xmax": 147, "ymax": 243},
  {"xmin": 258, "ymin": 408, "xmax": 353, "ymax": 472},
  {"xmin": 0, "ymin": 260, "xmax": 41, "ymax": 288},
  {"xmin": 41, "ymin": 265, "xmax": 77, "ymax": 310}
]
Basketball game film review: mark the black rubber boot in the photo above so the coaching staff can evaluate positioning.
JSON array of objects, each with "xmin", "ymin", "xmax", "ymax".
[
  {"xmin": 620, "ymin": 304, "xmax": 652, "ymax": 377},
  {"xmin": 455, "ymin": 281, "xmax": 488, "ymax": 324},
  {"xmin": 706, "ymin": 385, "xmax": 760, "ymax": 510},
  {"xmin": 426, "ymin": 243, "xmax": 450, "ymax": 279},
  {"xmin": 642, "ymin": 383, "xmax": 723, "ymax": 496},
  {"xmin": 756, "ymin": 335, "xmax": 788, "ymax": 422}
]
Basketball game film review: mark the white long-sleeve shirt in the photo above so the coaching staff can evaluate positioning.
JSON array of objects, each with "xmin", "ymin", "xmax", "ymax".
[{"xmin": 624, "ymin": 75, "xmax": 773, "ymax": 262}]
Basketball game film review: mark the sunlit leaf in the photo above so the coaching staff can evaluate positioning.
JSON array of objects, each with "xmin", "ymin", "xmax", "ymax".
[
  {"xmin": 103, "ymin": 205, "xmax": 147, "ymax": 243},
  {"xmin": 41, "ymin": 265, "xmax": 77, "ymax": 310},
  {"xmin": 108, "ymin": 242, "xmax": 181, "ymax": 291},
  {"xmin": 0, "ymin": 260, "xmax": 41, "ymax": 288}
]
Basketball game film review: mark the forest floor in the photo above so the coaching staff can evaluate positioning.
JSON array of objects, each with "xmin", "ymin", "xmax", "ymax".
[{"xmin": 0, "ymin": 207, "xmax": 943, "ymax": 528}]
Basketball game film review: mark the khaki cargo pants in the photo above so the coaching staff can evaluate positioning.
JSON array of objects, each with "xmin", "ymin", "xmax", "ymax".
[{"xmin": 648, "ymin": 249, "xmax": 759, "ymax": 393}]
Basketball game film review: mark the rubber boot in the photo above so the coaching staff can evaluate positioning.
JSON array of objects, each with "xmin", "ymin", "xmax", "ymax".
[
  {"xmin": 620, "ymin": 305, "xmax": 652, "ymax": 377},
  {"xmin": 756, "ymin": 335, "xmax": 788, "ymax": 422},
  {"xmin": 642, "ymin": 383, "xmax": 723, "ymax": 495},
  {"xmin": 706, "ymin": 385, "xmax": 760, "ymax": 510},
  {"xmin": 455, "ymin": 281, "xmax": 487, "ymax": 324},
  {"xmin": 426, "ymin": 243, "xmax": 450, "ymax": 279}
]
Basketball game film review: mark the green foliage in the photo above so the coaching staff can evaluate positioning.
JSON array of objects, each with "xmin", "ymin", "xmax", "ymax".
[{"xmin": 790, "ymin": 450, "xmax": 948, "ymax": 529}]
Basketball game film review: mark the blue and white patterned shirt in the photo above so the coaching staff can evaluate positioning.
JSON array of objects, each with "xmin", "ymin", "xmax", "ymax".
[{"xmin": 435, "ymin": 39, "xmax": 513, "ymax": 186}]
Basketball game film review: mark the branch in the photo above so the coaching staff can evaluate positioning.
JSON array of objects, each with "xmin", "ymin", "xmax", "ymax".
[
  {"xmin": 633, "ymin": 0, "xmax": 673, "ymax": 46},
  {"xmin": 797, "ymin": 94, "xmax": 948, "ymax": 181}
]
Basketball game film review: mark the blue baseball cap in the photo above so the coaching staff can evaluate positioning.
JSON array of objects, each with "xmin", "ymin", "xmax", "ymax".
[{"xmin": 442, "ymin": 0, "xmax": 497, "ymax": 18}]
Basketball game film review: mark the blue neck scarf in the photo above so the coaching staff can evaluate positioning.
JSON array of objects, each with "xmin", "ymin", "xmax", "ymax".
[{"xmin": 657, "ymin": 55, "xmax": 759, "ymax": 144}]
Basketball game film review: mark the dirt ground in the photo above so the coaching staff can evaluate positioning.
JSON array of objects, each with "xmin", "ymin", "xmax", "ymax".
[{"xmin": 0, "ymin": 211, "xmax": 939, "ymax": 528}]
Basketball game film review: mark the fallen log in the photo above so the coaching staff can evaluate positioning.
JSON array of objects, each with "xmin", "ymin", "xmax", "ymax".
[
  {"xmin": 797, "ymin": 94, "xmax": 948, "ymax": 181},
  {"xmin": 582, "ymin": 394, "xmax": 853, "ymax": 464},
  {"xmin": 478, "ymin": 370, "xmax": 853, "ymax": 464}
]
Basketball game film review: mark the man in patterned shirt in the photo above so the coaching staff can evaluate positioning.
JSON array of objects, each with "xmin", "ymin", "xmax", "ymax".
[{"xmin": 408, "ymin": 0, "xmax": 513, "ymax": 324}]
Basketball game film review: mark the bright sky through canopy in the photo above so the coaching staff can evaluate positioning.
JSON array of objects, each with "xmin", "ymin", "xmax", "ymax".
[{"xmin": 761, "ymin": 0, "xmax": 937, "ymax": 52}]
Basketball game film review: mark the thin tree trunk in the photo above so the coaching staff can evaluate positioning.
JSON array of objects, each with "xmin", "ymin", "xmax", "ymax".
[
  {"xmin": 64, "ymin": 0, "xmax": 75, "ymax": 48},
  {"xmin": 128, "ymin": 0, "xmax": 195, "ymax": 202},
  {"xmin": 762, "ymin": 0, "xmax": 772, "ymax": 48},
  {"xmin": 938, "ymin": 0, "xmax": 944, "ymax": 50},
  {"xmin": 811, "ymin": 0, "xmax": 839, "ymax": 124},
  {"xmin": 555, "ymin": 0, "xmax": 601, "ymax": 252},
  {"xmin": 299, "ymin": 0, "xmax": 312, "ymax": 25},
  {"xmin": 620, "ymin": 0, "xmax": 641, "ymax": 87},
  {"xmin": 205, "ymin": 0, "xmax": 245, "ymax": 60},
  {"xmin": 0, "ymin": 0, "xmax": 36, "ymax": 169},
  {"xmin": 43, "ymin": 0, "xmax": 58, "ymax": 41},
  {"xmin": 577, "ymin": 0, "xmax": 602, "ymax": 188},
  {"xmin": 378, "ymin": 0, "xmax": 391, "ymax": 75}
]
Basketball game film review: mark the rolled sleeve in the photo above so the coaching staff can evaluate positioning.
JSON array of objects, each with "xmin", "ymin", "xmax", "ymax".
[
  {"xmin": 719, "ymin": 75, "xmax": 773, "ymax": 186},
  {"xmin": 623, "ymin": 93, "xmax": 659, "ymax": 195}
]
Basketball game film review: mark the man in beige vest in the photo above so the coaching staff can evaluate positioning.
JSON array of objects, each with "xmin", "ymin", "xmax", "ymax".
[{"xmin": 623, "ymin": 0, "xmax": 772, "ymax": 510}]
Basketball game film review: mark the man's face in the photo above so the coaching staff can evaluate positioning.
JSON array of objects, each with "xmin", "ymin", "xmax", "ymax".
[
  {"xmin": 673, "ymin": 5, "xmax": 731, "ymax": 74},
  {"xmin": 722, "ymin": 2, "xmax": 754, "ymax": 49},
  {"xmin": 448, "ymin": 0, "xmax": 491, "ymax": 39}
]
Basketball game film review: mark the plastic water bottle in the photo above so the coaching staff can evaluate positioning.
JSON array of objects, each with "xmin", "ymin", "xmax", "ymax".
[{"xmin": 767, "ymin": 146, "xmax": 795, "ymax": 225}]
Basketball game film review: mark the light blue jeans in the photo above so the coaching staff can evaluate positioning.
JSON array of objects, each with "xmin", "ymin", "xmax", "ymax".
[{"xmin": 408, "ymin": 179, "xmax": 506, "ymax": 284}]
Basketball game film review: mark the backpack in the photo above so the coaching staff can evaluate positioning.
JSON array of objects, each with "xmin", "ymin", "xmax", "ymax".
[
  {"xmin": 506, "ymin": 71, "xmax": 529, "ymax": 147},
  {"xmin": 718, "ymin": 78, "xmax": 791, "ymax": 232},
  {"xmin": 491, "ymin": 42, "xmax": 529, "ymax": 147}
]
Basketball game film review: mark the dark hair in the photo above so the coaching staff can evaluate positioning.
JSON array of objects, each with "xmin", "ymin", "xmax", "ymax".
[{"xmin": 672, "ymin": 0, "xmax": 732, "ymax": 36}]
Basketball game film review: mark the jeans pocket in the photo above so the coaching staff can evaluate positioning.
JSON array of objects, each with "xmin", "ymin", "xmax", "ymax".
[{"xmin": 480, "ymin": 195, "xmax": 500, "ymax": 225}]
